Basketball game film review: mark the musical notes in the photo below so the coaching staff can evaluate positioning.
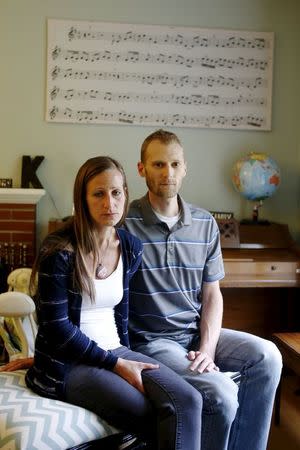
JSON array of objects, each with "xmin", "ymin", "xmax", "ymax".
[
  {"xmin": 50, "ymin": 86, "xmax": 266, "ymax": 107},
  {"xmin": 46, "ymin": 19, "xmax": 274, "ymax": 130},
  {"xmin": 48, "ymin": 106, "xmax": 265, "ymax": 129},
  {"xmin": 51, "ymin": 46, "xmax": 269, "ymax": 71},
  {"xmin": 50, "ymin": 67, "xmax": 266, "ymax": 90},
  {"xmin": 67, "ymin": 27, "xmax": 268, "ymax": 51}
]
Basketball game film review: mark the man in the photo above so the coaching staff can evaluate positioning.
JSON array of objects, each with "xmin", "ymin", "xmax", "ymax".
[{"xmin": 125, "ymin": 129, "xmax": 282, "ymax": 450}]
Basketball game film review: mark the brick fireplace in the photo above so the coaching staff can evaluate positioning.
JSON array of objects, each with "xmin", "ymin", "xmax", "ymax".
[{"xmin": 0, "ymin": 188, "xmax": 45, "ymax": 267}]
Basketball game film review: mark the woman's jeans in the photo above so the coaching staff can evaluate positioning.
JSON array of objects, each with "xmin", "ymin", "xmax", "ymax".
[
  {"xmin": 133, "ymin": 328, "xmax": 282, "ymax": 450},
  {"xmin": 65, "ymin": 346, "xmax": 202, "ymax": 450}
]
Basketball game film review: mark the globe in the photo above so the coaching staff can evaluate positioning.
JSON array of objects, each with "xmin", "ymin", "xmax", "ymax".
[
  {"xmin": 232, "ymin": 152, "xmax": 281, "ymax": 202},
  {"xmin": 232, "ymin": 152, "xmax": 281, "ymax": 222}
]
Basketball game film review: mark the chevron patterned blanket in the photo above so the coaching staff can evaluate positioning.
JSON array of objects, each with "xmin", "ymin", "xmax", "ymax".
[{"xmin": 0, "ymin": 370, "xmax": 118, "ymax": 450}]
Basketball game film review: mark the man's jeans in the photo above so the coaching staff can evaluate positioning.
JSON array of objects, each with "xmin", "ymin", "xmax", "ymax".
[{"xmin": 133, "ymin": 328, "xmax": 282, "ymax": 450}]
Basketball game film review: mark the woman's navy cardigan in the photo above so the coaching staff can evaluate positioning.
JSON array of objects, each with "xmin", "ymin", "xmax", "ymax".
[{"xmin": 26, "ymin": 228, "xmax": 143, "ymax": 399}]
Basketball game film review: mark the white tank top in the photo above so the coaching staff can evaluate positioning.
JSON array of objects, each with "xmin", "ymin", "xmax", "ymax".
[{"xmin": 80, "ymin": 256, "xmax": 123, "ymax": 350}]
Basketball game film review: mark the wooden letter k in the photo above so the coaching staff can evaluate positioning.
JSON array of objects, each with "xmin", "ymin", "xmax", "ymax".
[{"xmin": 21, "ymin": 155, "xmax": 45, "ymax": 189}]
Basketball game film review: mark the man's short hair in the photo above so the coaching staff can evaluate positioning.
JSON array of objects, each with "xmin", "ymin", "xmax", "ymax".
[{"xmin": 140, "ymin": 129, "xmax": 182, "ymax": 162}]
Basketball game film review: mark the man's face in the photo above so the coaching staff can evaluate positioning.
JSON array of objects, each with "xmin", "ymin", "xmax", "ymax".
[{"xmin": 138, "ymin": 139, "xmax": 187, "ymax": 199}]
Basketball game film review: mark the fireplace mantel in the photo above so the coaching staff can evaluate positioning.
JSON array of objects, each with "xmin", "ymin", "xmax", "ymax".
[{"xmin": 0, "ymin": 188, "xmax": 46, "ymax": 204}]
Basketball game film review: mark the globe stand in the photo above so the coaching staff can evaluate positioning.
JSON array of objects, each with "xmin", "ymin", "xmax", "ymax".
[{"xmin": 240, "ymin": 200, "xmax": 270, "ymax": 225}]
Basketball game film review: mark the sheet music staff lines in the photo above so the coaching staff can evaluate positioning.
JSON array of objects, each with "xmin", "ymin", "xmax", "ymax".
[
  {"xmin": 50, "ymin": 86, "xmax": 266, "ymax": 107},
  {"xmin": 67, "ymin": 27, "xmax": 268, "ymax": 51},
  {"xmin": 52, "ymin": 46, "xmax": 269, "ymax": 71},
  {"xmin": 51, "ymin": 67, "xmax": 267, "ymax": 90},
  {"xmin": 46, "ymin": 19, "xmax": 274, "ymax": 130},
  {"xmin": 49, "ymin": 106, "xmax": 265, "ymax": 128}
]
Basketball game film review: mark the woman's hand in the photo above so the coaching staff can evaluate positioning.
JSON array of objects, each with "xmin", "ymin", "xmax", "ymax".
[
  {"xmin": 113, "ymin": 358, "xmax": 159, "ymax": 394},
  {"xmin": 0, "ymin": 357, "xmax": 34, "ymax": 372}
]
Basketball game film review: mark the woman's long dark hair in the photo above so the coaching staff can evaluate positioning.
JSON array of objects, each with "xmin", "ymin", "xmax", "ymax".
[{"xmin": 30, "ymin": 156, "xmax": 129, "ymax": 301}]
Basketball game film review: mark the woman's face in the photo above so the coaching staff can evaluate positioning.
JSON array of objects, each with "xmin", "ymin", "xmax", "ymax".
[{"xmin": 86, "ymin": 168, "xmax": 126, "ymax": 229}]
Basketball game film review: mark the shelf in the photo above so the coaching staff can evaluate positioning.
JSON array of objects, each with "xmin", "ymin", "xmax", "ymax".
[{"xmin": 0, "ymin": 188, "xmax": 46, "ymax": 204}]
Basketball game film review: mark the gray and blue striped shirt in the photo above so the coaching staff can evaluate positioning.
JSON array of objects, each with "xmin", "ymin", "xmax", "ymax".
[{"xmin": 125, "ymin": 194, "xmax": 224, "ymax": 346}]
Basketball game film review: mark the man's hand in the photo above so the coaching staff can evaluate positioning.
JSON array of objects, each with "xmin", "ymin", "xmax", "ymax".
[
  {"xmin": 187, "ymin": 350, "xmax": 219, "ymax": 373},
  {"xmin": 113, "ymin": 358, "xmax": 159, "ymax": 394}
]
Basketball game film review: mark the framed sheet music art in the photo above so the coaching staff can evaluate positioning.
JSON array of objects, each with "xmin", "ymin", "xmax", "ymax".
[{"xmin": 46, "ymin": 19, "xmax": 274, "ymax": 130}]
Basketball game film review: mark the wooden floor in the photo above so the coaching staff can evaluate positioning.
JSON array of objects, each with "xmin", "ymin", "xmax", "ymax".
[{"xmin": 267, "ymin": 374, "xmax": 300, "ymax": 450}]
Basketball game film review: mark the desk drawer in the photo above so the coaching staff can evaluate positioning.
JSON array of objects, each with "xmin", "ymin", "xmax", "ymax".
[
  {"xmin": 222, "ymin": 260, "xmax": 300, "ymax": 287},
  {"xmin": 224, "ymin": 260, "xmax": 300, "ymax": 276}
]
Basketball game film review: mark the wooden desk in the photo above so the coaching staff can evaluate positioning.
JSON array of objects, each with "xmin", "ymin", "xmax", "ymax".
[{"xmin": 219, "ymin": 223, "xmax": 300, "ymax": 338}]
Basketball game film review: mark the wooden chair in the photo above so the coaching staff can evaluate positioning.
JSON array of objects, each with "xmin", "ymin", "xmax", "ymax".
[
  {"xmin": 272, "ymin": 332, "xmax": 300, "ymax": 425},
  {"xmin": 0, "ymin": 291, "xmax": 37, "ymax": 358}
]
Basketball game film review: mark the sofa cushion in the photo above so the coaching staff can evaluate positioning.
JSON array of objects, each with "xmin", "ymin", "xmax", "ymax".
[{"xmin": 0, "ymin": 370, "xmax": 118, "ymax": 450}]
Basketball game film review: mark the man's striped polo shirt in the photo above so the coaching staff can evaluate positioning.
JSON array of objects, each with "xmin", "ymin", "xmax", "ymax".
[{"xmin": 125, "ymin": 194, "xmax": 225, "ymax": 346}]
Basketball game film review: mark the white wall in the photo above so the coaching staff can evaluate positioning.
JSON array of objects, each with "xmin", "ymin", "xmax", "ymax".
[{"xmin": 0, "ymin": 0, "xmax": 299, "ymax": 245}]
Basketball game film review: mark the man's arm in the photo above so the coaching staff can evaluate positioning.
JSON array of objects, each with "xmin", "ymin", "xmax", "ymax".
[{"xmin": 187, "ymin": 280, "xmax": 223, "ymax": 373}]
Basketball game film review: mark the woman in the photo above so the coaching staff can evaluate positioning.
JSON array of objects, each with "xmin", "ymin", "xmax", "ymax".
[{"xmin": 24, "ymin": 156, "xmax": 202, "ymax": 449}]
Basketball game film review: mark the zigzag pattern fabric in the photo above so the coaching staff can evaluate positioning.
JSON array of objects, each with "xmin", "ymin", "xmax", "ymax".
[{"xmin": 0, "ymin": 370, "xmax": 117, "ymax": 450}]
